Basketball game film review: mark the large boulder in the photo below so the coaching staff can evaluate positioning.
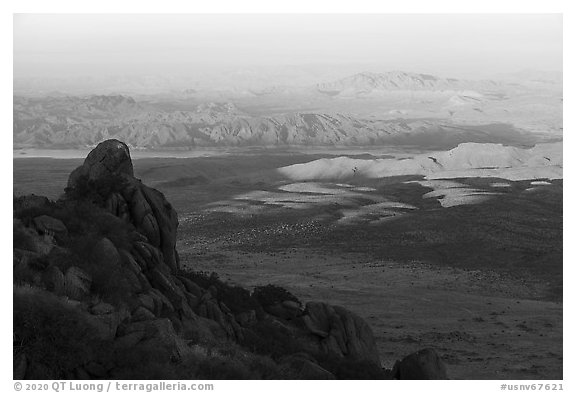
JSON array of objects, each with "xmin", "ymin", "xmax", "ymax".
[
  {"xmin": 67, "ymin": 139, "xmax": 133, "ymax": 187},
  {"xmin": 138, "ymin": 186, "xmax": 179, "ymax": 271},
  {"xmin": 14, "ymin": 219, "xmax": 53, "ymax": 255},
  {"xmin": 63, "ymin": 266, "xmax": 92, "ymax": 300},
  {"xmin": 392, "ymin": 348, "xmax": 448, "ymax": 380},
  {"xmin": 42, "ymin": 265, "xmax": 65, "ymax": 294},
  {"xmin": 118, "ymin": 318, "xmax": 192, "ymax": 361},
  {"xmin": 301, "ymin": 302, "xmax": 380, "ymax": 365},
  {"xmin": 32, "ymin": 215, "xmax": 67, "ymax": 237},
  {"xmin": 88, "ymin": 309, "xmax": 130, "ymax": 341},
  {"xmin": 92, "ymin": 237, "xmax": 121, "ymax": 267},
  {"xmin": 105, "ymin": 192, "xmax": 131, "ymax": 222}
]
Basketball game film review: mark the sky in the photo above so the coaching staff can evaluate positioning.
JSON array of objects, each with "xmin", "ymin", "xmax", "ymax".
[{"xmin": 13, "ymin": 14, "xmax": 562, "ymax": 82}]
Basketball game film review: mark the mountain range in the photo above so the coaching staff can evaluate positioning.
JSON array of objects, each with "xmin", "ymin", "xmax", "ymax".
[
  {"xmin": 13, "ymin": 70, "xmax": 562, "ymax": 150},
  {"xmin": 13, "ymin": 95, "xmax": 546, "ymax": 150},
  {"xmin": 316, "ymin": 71, "xmax": 501, "ymax": 96}
]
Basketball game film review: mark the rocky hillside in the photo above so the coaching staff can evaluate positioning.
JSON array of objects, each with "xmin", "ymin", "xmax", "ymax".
[{"xmin": 13, "ymin": 139, "xmax": 448, "ymax": 380}]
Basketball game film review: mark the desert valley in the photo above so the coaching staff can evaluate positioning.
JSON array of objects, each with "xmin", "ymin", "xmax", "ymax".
[{"xmin": 13, "ymin": 66, "xmax": 563, "ymax": 379}]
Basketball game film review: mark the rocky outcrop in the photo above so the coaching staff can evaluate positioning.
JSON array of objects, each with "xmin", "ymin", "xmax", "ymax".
[
  {"xmin": 301, "ymin": 302, "xmax": 380, "ymax": 364},
  {"xmin": 32, "ymin": 215, "xmax": 67, "ymax": 237},
  {"xmin": 14, "ymin": 139, "xmax": 447, "ymax": 380},
  {"xmin": 67, "ymin": 139, "xmax": 134, "ymax": 186},
  {"xmin": 66, "ymin": 139, "xmax": 180, "ymax": 271}
]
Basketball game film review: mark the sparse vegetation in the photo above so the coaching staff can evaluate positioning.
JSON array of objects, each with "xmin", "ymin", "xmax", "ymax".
[
  {"xmin": 14, "ymin": 287, "xmax": 290, "ymax": 380},
  {"xmin": 178, "ymin": 271, "xmax": 302, "ymax": 315},
  {"xmin": 314, "ymin": 354, "xmax": 391, "ymax": 380},
  {"xmin": 13, "ymin": 220, "xmax": 38, "ymax": 252},
  {"xmin": 14, "ymin": 196, "xmax": 136, "ymax": 252},
  {"xmin": 13, "ymin": 286, "xmax": 103, "ymax": 379},
  {"xmin": 178, "ymin": 269, "xmax": 261, "ymax": 314},
  {"xmin": 253, "ymin": 284, "xmax": 300, "ymax": 307},
  {"xmin": 14, "ymin": 196, "xmax": 138, "ymax": 305},
  {"xmin": 51, "ymin": 234, "xmax": 134, "ymax": 305},
  {"xmin": 238, "ymin": 319, "xmax": 304, "ymax": 359},
  {"xmin": 64, "ymin": 173, "xmax": 128, "ymax": 206},
  {"xmin": 99, "ymin": 339, "xmax": 292, "ymax": 380}
]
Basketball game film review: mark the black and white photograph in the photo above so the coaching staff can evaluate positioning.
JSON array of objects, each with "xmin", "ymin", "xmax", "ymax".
[{"xmin": 8, "ymin": 8, "xmax": 567, "ymax": 386}]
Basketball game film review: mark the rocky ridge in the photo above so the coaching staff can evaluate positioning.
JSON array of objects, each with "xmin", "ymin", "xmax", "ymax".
[{"xmin": 13, "ymin": 139, "xmax": 447, "ymax": 379}]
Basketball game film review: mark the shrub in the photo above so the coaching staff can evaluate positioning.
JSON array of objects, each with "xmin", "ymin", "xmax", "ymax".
[
  {"xmin": 252, "ymin": 284, "xmax": 300, "ymax": 307},
  {"xmin": 192, "ymin": 356, "xmax": 255, "ymax": 379},
  {"xmin": 189, "ymin": 341, "xmax": 285, "ymax": 380},
  {"xmin": 31, "ymin": 232, "xmax": 132, "ymax": 306},
  {"xmin": 238, "ymin": 319, "xmax": 304, "ymax": 359},
  {"xmin": 64, "ymin": 173, "xmax": 128, "ymax": 206},
  {"xmin": 177, "ymin": 272, "xmax": 301, "ymax": 314},
  {"xmin": 219, "ymin": 285, "xmax": 261, "ymax": 315},
  {"xmin": 13, "ymin": 221, "xmax": 37, "ymax": 252},
  {"xmin": 13, "ymin": 221, "xmax": 48, "ymax": 286},
  {"xmin": 101, "ymin": 341, "xmax": 178, "ymax": 380},
  {"xmin": 54, "ymin": 200, "xmax": 136, "ymax": 250},
  {"xmin": 15, "ymin": 194, "xmax": 137, "ymax": 306},
  {"xmin": 178, "ymin": 269, "xmax": 261, "ymax": 314},
  {"xmin": 13, "ymin": 262, "xmax": 38, "ymax": 287},
  {"xmin": 106, "ymin": 340, "xmax": 286, "ymax": 380},
  {"xmin": 179, "ymin": 270, "xmax": 220, "ymax": 289},
  {"xmin": 14, "ymin": 199, "xmax": 59, "ymax": 227},
  {"xmin": 93, "ymin": 215, "xmax": 135, "ymax": 250},
  {"xmin": 54, "ymin": 234, "xmax": 134, "ymax": 306},
  {"xmin": 14, "ymin": 196, "xmax": 136, "ymax": 252},
  {"xmin": 13, "ymin": 285, "xmax": 290, "ymax": 380},
  {"xmin": 64, "ymin": 206, "xmax": 135, "ymax": 251},
  {"xmin": 314, "ymin": 354, "xmax": 391, "ymax": 380},
  {"xmin": 13, "ymin": 286, "xmax": 104, "ymax": 379}
]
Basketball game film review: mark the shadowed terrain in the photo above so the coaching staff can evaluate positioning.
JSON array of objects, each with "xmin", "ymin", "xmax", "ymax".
[{"xmin": 14, "ymin": 144, "xmax": 563, "ymax": 379}]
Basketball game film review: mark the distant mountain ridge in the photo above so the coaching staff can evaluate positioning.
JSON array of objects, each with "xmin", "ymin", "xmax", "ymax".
[
  {"xmin": 13, "ymin": 94, "xmax": 545, "ymax": 150},
  {"xmin": 12, "ymin": 94, "xmax": 431, "ymax": 148},
  {"xmin": 317, "ymin": 71, "xmax": 501, "ymax": 96},
  {"xmin": 13, "ymin": 67, "xmax": 562, "ymax": 151}
]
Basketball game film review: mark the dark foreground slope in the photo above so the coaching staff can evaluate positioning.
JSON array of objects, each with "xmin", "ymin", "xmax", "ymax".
[{"xmin": 13, "ymin": 139, "xmax": 447, "ymax": 380}]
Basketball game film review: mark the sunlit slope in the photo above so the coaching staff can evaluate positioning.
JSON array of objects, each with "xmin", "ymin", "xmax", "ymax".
[{"xmin": 278, "ymin": 142, "xmax": 563, "ymax": 181}]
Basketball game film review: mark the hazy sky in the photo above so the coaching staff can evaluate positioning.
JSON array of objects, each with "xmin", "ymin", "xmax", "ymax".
[{"xmin": 14, "ymin": 14, "xmax": 562, "ymax": 80}]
